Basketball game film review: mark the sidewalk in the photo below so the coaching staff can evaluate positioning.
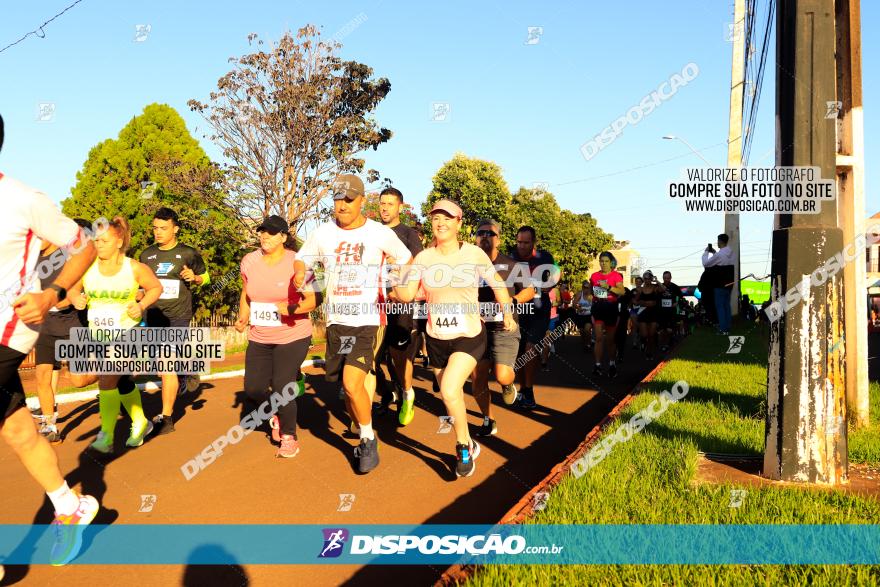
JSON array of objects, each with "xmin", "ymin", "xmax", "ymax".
[{"xmin": 0, "ymin": 331, "xmax": 665, "ymax": 587}]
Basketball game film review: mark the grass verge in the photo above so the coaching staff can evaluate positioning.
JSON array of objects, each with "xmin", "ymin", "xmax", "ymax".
[{"xmin": 468, "ymin": 324, "xmax": 880, "ymax": 586}]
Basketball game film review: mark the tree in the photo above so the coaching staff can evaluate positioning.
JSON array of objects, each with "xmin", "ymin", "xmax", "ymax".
[
  {"xmin": 62, "ymin": 104, "xmax": 243, "ymax": 321},
  {"xmin": 188, "ymin": 25, "xmax": 392, "ymax": 236},
  {"xmin": 508, "ymin": 187, "xmax": 614, "ymax": 286},
  {"xmin": 422, "ymin": 154, "xmax": 511, "ymax": 239}
]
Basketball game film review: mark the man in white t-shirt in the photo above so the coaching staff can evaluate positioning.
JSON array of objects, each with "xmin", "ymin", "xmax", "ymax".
[
  {"xmin": 0, "ymin": 114, "xmax": 100, "ymax": 567},
  {"xmin": 294, "ymin": 174, "xmax": 412, "ymax": 474}
]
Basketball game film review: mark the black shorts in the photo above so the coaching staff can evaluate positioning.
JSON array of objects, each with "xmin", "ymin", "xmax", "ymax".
[
  {"xmin": 639, "ymin": 307, "xmax": 661, "ymax": 325},
  {"xmin": 574, "ymin": 313, "xmax": 592, "ymax": 329},
  {"xmin": 483, "ymin": 327, "xmax": 520, "ymax": 366},
  {"xmin": 34, "ymin": 331, "xmax": 64, "ymax": 369},
  {"xmin": 0, "ymin": 345, "xmax": 28, "ymax": 425},
  {"xmin": 324, "ymin": 324, "xmax": 384, "ymax": 382},
  {"xmin": 521, "ymin": 317, "xmax": 551, "ymax": 345},
  {"xmin": 145, "ymin": 309, "xmax": 191, "ymax": 329},
  {"xmin": 591, "ymin": 301, "xmax": 619, "ymax": 327},
  {"xmin": 385, "ymin": 310, "xmax": 417, "ymax": 357},
  {"xmin": 426, "ymin": 325, "xmax": 487, "ymax": 370}
]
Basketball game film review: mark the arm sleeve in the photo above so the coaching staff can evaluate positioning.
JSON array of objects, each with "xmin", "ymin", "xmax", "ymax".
[{"xmin": 27, "ymin": 190, "xmax": 79, "ymax": 248}]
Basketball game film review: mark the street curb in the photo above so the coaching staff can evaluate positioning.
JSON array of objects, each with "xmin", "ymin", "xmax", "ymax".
[
  {"xmin": 25, "ymin": 359, "xmax": 326, "ymax": 410},
  {"xmin": 435, "ymin": 348, "xmax": 679, "ymax": 587}
]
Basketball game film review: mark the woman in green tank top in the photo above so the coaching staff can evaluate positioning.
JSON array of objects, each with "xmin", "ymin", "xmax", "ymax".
[{"xmin": 69, "ymin": 217, "xmax": 163, "ymax": 453}]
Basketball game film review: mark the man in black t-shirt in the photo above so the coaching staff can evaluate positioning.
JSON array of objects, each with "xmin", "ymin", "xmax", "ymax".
[
  {"xmin": 139, "ymin": 207, "xmax": 209, "ymax": 435},
  {"xmin": 377, "ymin": 188, "xmax": 423, "ymax": 427},
  {"xmin": 659, "ymin": 271, "xmax": 682, "ymax": 351},
  {"xmin": 510, "ymin": 226, "xmax": 556, "ymax": 409},
  {"xmin": 471, "ymin": 219, "xmax": 533, "ymax": 434}
]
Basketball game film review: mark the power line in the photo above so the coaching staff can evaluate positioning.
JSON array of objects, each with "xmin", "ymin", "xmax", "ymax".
[{"xmin": 0, "ymin": 0, "xmax": 85, "ymax": 55}]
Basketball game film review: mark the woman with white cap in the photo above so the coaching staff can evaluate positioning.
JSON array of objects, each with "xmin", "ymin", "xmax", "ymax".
[{"xmin": 396, "ymin": 199, "xmax": 516, "ymax": 478}]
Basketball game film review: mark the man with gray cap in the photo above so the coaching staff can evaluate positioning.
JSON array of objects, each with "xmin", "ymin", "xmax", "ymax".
[{"xmin": 294, "ymin": 174, "xmax": 413, "ymax": 474}]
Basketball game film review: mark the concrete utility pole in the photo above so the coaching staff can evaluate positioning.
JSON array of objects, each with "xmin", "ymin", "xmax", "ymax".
[
  {"xmin": 725, "ymin": 0, "xmax": 746, "ymax": 317},
  {"xmin": 764, "ymin": 0, "xmax": 847, "ymax": 484},
  {"xmin": 834, "ymin": 0, "xmax": 869, "ymax": 427}
]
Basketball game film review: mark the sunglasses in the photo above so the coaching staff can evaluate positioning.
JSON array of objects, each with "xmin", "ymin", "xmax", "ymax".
[
  {"xmin": 476, "ymin": 230, "xmax": 498, "ymax": 237},
  {"xmin": 257, "ymin": 229, "xmax": 285, "ymax": 236}
]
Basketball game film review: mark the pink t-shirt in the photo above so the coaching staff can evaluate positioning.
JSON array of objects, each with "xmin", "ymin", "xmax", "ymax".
[
  {"xmin": 241, "ymin": 249, "xmax": 312, "ymax": 345},
  {"xmin": 589, "ymin": 270, "xmax": 624, "ymax": 304}
]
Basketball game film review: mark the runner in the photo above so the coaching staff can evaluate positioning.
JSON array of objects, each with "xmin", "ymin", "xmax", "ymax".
[
  {"xmin": 377, "ymin": 187, "xmax": 423, "ymax": 426},
  {"xmin": 558, "ymin": 283, "xmax": 575, "ymax": 334},
  {"xmin": 32, "ymin": 219, "xmax": 97, "ymax": 443},
  {"xmin": 294, "ymin": 174, "xmax": 413, "ymax": 474},
  {"xmin": 139, "ymin": 207, "xmax": 210, "ymax": 435},
  {"xmin": 572, "ymin": 280, "xmax": 593, "ymax": 352},
  {"xmin": 234, "ymin": 215, "xmax": 316, "ymax": 458},
  {"xmin": 510, "ymin": 226, "xmax": 556, "ymax": 409},
  {"xmin": 541, "ymin": 285, "xmax": 560, "ymax": 372},
  {"xmin": 70, "ymin": 216, "xmax": 163, "ymax": 453},
  {"xmin": 589, "ymin": 252, "xmax": 625, "ymax": 377},
  {"xmin": 629, "ymin": 275, "xmax": 644, "ymax": 349},
  {"xmin": 0, "ymin": 113, "xmax": 101, "ymax": 566},
  {"xmin": 634, "ymin": 270, "xmax": 664, "ymax": 361},
  {"xmin": 658, "ymin": 271, "xmax": 682, "ymax": 352},
  {"xmin": 471, "ymin": 219, "xmax": 530, "ymax": 436},
  {"xmin": 615, "ymin": 283, "xmax": 634, "ymax": 363},
  {"xmin": 396, "ymin": 201, "xmax": 516, "ymax": 477}
]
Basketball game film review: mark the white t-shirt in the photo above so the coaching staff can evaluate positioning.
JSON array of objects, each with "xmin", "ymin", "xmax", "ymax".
[
  {"xmin": 0, "ymin": 174, "xmax": 81, "ymax": 354},
  {"xmin": 298, "ymin": 218, "xmax": 412, "ymax": 327}
]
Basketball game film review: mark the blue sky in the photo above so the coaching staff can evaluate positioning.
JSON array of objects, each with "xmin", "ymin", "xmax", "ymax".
[{"xmin": 1, "ymin": 0, "xmax": 876, "ymax": 284}]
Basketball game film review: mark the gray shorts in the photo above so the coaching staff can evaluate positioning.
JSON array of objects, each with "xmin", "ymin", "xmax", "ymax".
[{"xmin": 483, "ymin": 327, "xmax": 521, "ymax": 367}]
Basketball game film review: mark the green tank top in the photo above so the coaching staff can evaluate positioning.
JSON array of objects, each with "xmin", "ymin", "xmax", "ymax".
[{"xmin": 84, "ymin": 257, "xmax": 139, "ymax": 331}]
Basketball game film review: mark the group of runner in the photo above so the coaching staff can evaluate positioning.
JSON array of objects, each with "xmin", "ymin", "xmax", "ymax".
[
  {"xmin": 574, "ymin": 259, "xmax": 688, "ymax": 376},
  {"xmin": 0, "ymin": 118, "xmax": 684, "ymax": 569}
]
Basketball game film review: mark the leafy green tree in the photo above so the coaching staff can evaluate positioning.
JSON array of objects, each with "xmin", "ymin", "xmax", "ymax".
[
  {"xmin": 62, "ymin": 103, "xmax": 243, "ymax": 321},
  {"xmin": 508, "ymin": 187, "xmax": 614, "ymax": 285},
  {"xmin": 422, "ymin": 154, "xmax": 511, "ymax": 239}
]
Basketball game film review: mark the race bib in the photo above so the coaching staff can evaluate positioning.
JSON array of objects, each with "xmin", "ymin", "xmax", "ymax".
[
  {"xmin": 250, "ymin": 302, "xmax": 282, "ymax": 327},
  {"xmin": 159, "ymin": 279, "xmax": 180, "ymax": 300},
  {"xmin": 479, "ymin": 302, "xmax": 503, "ymax": 323},
  {"xmin": 662, "ymin": 299, "xmax": 673, "ymax": 308},
  {"xmin": 431, "ymin": 309, "xmax": 466, "ymax": 336},
  {"xmin": 592, "ymin": 286, "xmax": 608, "ymax": 299},
  {"xmin": 90, "ymin": 307, "xmax": 122, "ymax": 329}
]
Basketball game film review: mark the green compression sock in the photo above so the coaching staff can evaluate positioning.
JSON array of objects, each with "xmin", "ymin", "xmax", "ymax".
[{"xmin": 98, "ymin": 388, "xmax": 121, "ymax": 438}]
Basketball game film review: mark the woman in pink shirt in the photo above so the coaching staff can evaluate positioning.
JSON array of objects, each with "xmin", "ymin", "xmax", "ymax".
[{"xmin": 234, "ymin": 215, "xmax": 317, "ymax": 459}]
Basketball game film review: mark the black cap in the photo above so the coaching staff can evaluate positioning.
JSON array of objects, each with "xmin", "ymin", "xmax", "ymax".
[{"xmin": 256, "ymin": 215, "xmax": 289, "ymax": 235}]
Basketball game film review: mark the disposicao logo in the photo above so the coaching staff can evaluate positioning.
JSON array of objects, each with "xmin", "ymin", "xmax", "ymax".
[{"xmin": 319, "ymin": 528, "xmax": 349, "ymax": 558}]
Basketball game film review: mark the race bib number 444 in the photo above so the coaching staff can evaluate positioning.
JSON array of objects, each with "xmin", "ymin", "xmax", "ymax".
[
  {"xmin": 432, "ymin": 312, "xmax": 465, "ymax": 336},
  {"xmin": 250, "ymin": 302, "xmax": 282, "ymax": 327}
]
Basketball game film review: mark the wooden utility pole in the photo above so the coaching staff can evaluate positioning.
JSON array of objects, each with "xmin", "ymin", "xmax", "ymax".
[
  {"xmin": 764, "ymin": 0, "xmax": 847, "ymax": 484},
  {"xmin": 725, "ymin": 0, "xmax": 746, "ymax": 317},
  {"xmin": 835, "ymin": 0, "xmax": 869, "ymax": 427}
]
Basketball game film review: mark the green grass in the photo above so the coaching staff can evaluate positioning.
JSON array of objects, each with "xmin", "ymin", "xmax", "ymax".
[{"xmin": 468, "ymin": 324, "xmax": 880, "ymax": 587}]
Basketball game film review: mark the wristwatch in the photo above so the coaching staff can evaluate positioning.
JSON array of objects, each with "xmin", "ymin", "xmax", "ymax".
[{"xmin": 47, "ymin": 283, "xmax": 67, "ymax": 301}]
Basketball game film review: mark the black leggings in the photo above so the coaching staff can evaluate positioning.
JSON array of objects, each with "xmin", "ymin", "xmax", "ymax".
[{"xmin": 244, "ymin": 337, "xmax": 310, "ymax": 437}]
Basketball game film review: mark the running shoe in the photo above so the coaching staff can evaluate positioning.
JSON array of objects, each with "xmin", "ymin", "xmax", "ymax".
[
  {"xmin": 502, "ymin": 383, "xmax": 518, "ymax": 406},
  {"xmin": 151, "ymin": 414, "xmax": 175, "ymax": 436},
  {"xmin": 269, "ymin": 415, "xmax": 282, "ymax": 442},
  {"xmin": 609, "ymin": 364, "xmax": 618, "ymax": 379},
  {"xmin": 276, "ymin": 435, "xmax": 300, "ymax": 458},
  {"xmin": 39, "ymin": 424, "xmax": 62, "ymax": 444},
  {"xmin": 354, "ymin": 437, "xmax": 379, "ymax": 474},
  {"xmin": 50, "ymin": 493, "xmax": 99, "ymax": 566},
  {"xmin": 89, "ymin": 432, "xmax": 113, "ymax": 454},
  {"xmin": 455, "ymin": 439, "xmax": 481, "ymax": 478},
  {"xmin": 398, "ymin": 394, "xmax": 415, "ymax": 427},
  {"xmin": 473, "ymin": 418, "xmax": 497, "ymax": 437},
  {"xmin": 125, "ymin": 420, "xmax": 153, "ymax": 448},
  {"xmin": 515, "ymin": 395, "xmax": 537, "ymax": 410},
  {"xmin": 593, "ymin": 365, "xmax": 605, "ymax": 377},
  {"xmin": 185, "ymin": 374, "xmax": 201, "ymax": 394},
  {"xmin": 645, "ymin": 353, "xmax": 655, "ymax": 361}
]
